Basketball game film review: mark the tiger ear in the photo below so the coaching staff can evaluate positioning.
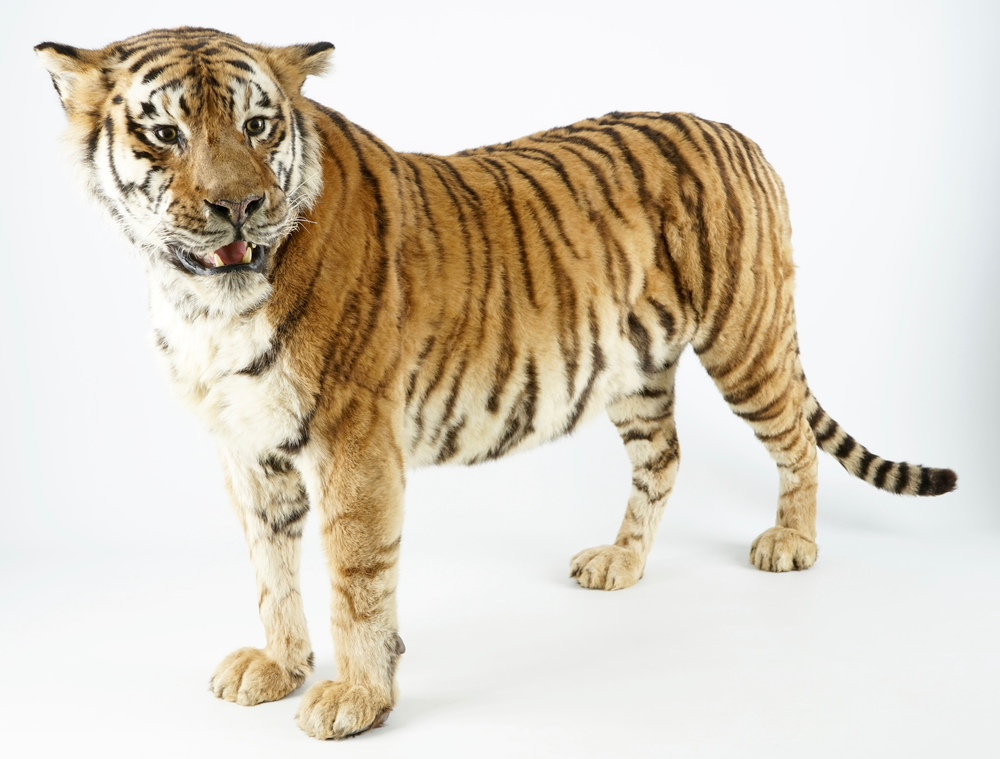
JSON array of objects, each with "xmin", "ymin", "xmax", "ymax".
[
  {"xmin": 263, "ymin": 42, "xmax": 335, "ymax": 93},
  {"xmin": 35, "ymin": 42, "xmax": 106, "ymax": 114}
]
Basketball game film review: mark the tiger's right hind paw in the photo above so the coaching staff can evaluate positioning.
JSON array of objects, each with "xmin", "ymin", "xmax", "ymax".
[
  {"xmin": 570, "ymin": 544, "xmax": 644, "ymax": 590},
  {"xmin": 750, "ymin": 527, "xmax": 817, "ymax": 572}
]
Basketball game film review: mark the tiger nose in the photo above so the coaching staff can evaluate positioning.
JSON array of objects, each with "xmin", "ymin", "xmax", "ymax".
[{"xmin": 205, "ymin": 194, "xmax": 264, "ymax": 227}]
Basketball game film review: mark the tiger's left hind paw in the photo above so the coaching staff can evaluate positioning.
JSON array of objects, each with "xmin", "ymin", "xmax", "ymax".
[{"xmin": 750, "ymin": 527, "xmax": 817, "ymax": 572}]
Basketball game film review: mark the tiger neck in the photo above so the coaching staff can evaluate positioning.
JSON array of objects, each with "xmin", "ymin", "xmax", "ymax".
[{"xmin": 244, "ymin": 106, "xmax": 410, "ymax": 398}]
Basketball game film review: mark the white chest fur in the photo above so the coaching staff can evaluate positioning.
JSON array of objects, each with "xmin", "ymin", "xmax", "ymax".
[{"xmin": 149, "ymin": 283, "xmax": 308, "ymax": 458}]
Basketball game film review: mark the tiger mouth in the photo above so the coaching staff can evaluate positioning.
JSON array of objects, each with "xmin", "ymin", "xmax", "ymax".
[{"xmin": 173, "ymin": 240, "xmax": 269, "ymax": 276}]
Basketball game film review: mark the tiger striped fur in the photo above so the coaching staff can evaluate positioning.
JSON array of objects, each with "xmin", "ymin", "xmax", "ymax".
[{"xmin": 36, "ymin": 27, "xmax": 956, "ymax": 740}]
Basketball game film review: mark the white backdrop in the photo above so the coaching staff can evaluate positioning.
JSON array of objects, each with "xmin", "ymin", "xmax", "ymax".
[{"xmin": 1, "ymin": 1, "xmax": 997, "ymax": 757}]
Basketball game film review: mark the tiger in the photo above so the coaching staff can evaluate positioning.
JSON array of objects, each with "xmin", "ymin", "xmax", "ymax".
[{"xmin": 35, "ymin": 27, "xmax": 956, "ymax": 740}]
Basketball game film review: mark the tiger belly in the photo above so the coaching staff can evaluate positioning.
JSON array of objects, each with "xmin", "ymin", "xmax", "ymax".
[{"xmin": 402, "ymin": 323, "xmax": 648, "ymax": 468}]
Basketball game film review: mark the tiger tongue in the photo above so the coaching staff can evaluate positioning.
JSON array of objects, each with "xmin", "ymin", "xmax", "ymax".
[{"xmin": 215, "ymin": 240, "xmax": 247, "ymax": 266}]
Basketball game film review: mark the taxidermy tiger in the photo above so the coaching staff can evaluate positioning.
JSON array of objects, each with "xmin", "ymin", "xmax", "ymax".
[{"xmin": 36, "ymin": 27, "xmax": 956, "ymax": 740}]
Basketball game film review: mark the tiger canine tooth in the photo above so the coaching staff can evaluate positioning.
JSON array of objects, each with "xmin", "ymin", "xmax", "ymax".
[
  {"xmin": 213, "ymin": 253, "xmax": 224, "ymax": 267},
  {"xmin": 241, "ymin": 247, "xmax": 252, "ymax": 264}
]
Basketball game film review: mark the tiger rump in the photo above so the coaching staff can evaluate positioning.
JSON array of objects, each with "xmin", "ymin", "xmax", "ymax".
[{"xmin": 36, "ymin": 27, "xmax": 956, "ymax": 741}]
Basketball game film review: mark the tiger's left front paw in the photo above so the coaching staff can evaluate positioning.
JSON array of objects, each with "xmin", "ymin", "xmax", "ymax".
[
  {"xmin": 210, "ymin": 647, "xmax": 309, "ymax": 706},
  {"xmin": 296, "ymin": 680, "xmax": 393, "ymax": 740},
  {"xmin": 570, "ymin": 544, "xmax": 644, "ymax": 590}
]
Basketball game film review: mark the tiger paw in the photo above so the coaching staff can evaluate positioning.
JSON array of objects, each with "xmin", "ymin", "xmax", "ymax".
[
  {"xmin": 750, "ymin": 527, "xmax": 817, "ymax": 572},
  {"xmin": 570, "ymin": 544, "xmax": 644, "ymax": 590},
  {"xmin": 210, "ymin": 647, "xmax": 310, "ymax": 706},
  {"xmin": 296, "ymin": 680, "xmax": 393, "ymax": 740}
]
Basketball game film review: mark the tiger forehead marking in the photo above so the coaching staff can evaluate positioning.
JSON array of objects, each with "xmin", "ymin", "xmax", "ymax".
[{"xmin": 36, "ymin": 27, "xmax": 956, "ymax": 741}]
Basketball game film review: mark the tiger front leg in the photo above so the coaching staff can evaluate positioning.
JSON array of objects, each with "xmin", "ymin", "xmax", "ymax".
[
  {"xmin": 210, "ymin": 448, "xmax": 313, "ymax": 705},
  {"xmin": 295, "ymin": 402, "xmax": 405, "ymax": 740}
]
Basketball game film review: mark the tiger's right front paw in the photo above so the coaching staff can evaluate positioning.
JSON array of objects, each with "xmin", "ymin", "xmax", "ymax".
[{"xmin": 210, "ymin": 647, "xmax": 310, "ymax": 706}]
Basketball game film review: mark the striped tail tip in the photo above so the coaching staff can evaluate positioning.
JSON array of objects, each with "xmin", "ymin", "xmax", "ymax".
[
  {"xmin": 805, "ymin": 397, "xmax": 957, "ymax": 497},
  {"xmin": 922, "ymin": 467, "xmax": 957, "ymax": 496}
]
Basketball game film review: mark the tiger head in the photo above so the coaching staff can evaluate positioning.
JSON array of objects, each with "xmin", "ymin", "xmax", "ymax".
[{"xmin": 36, "ymin": 28, "xmax": 333, "ymax": 311}]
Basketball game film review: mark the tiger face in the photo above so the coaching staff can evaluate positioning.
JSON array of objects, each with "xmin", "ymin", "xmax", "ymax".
[{"xmin": 36, "ymin": 28, "xmax": 331, "ymax": 310}]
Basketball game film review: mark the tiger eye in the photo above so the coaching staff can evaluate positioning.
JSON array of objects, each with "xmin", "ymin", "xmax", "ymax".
[
  {"xmin": 245, "ymin": 117, "xmax": 266, "ymax": 136},
  {"xmin": 154, "ymin": 125, "xmax": 179, "ymax": 144}
]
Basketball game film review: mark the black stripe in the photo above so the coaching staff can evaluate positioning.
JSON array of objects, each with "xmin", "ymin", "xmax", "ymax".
[
  {"xmin": 627, "ymin": 312, "xmax": 655, "ymax": 372},
  {"xmin": 85, "ymin": 124, "xmax": 102, "ymax": 163},
  {"xmin": 260, "ymin": 453, "xmax": 293, "ymax": 476},
  {"xmin": 527, "ymin": 137, "xmax": 628, "ymax": 221},
  {"xmin": 430, "ymin": 358, "xmax": 469, "ymax": 446},
  {"xmin": 405, "ymin": 337, "xmax": 436, "ymax": 405},
  {"xmin": 154, "ymin": 330, "xmax": 170, "ymax": 352},
  {"xmin": 315, "ymin": 105, "xmax": 390, "ymax": 254},
  {"xmin": 422, "ymin": 155, "xmax": 494, "ymax": 341},
  {"xmin": 755, "ymin": 422, "xmax": 798, "ymax": 444},
  {"xmin": 505, "ymin": 159, "xmax": 578, "ymax": 258},
  {"xmin": 621, "ymin": 429, "xmax": 654, "ymax": 443},
  {"xmin": 226, "ymin": 58, "xmax": 254, "ymax": 72},
  {"xmin": 127, "ymin": 47, "xmax": 170, "ymax": 74},
  {"xmin": 722, "ymin": 361, "xmax": 783, "ymax": 406},
  {"xmin": 435, "ymin": 417, "xmax": 467, "ymax": 464},
  {"xmin": 482, "ymin": 356, "xmax": 539, "ymax": 461},
  {"xmin": 735, "ymin": 381, "xmax": 792, "ymax": 423},
  {"xmin": 238, "ymin": 343, "xmax": 279, "ymax": 376},
  {"xmin": 487, "ymin": 274, "xmax": 517, "ymax": 413},
  {"xmin": 571, "ymin": 123, "xmax": 651, "ymax": 208},
  {"xmin": 148, "ymin": 77, "xmax": 185, "ymax": 99},
  {"xmin": 648, "ymin": 299, "xmax": 676, "ymax": 341},
  {"xmin": 814, "ymin": 417, "xmax": 839, "ymax": 444},
  {"xmin": 278, "ymin": 408, "xmax": 315, "ymax": 454},
  {"xmin": 652, "ymin": 228, "xmax": 692, "ymax": 316},
  {"xmin": 35, "ymin": 42, "xmax": 79, "ymax": 59},
  {"xmin": 834, "ymin": 435, "xmax": 857, "ymax": 459},
  {"xmin": 894, "ymin": 463, "xmax": 911, "ymax": 494},
  {"xmin": 104, "ymin": 116, "xmax": 135, "ymax": 195},
  {"xmin": 917, "ymin": 467, "xmax": 933, "ymax": 496},
  {"xmin": 687, "ymin": 117, "xmax": 745, "ymax": 355},
  {"xmin": 305, "ymin": 41, "xmax": 336, "ymax": 57},
  {"xmin": 409, "ymin": 334, "xmax": 449, "ymax": 447},
  {"xmin": 564, "ymin": 306, "xmax": 606, "ymax": 434},
  {"xmin": 142, "ymin": 65, "xmax": 168, "ymax": 84},
  {"xmin": 642, "ymin": 436, "xmax": 679, "ymax": 473},
  {"xmin": 479, "ymin": 157, "xmax": 537, "ymax": 309},
  {"xmin": 506, "ymin": 146, "xmax": 582, "ymax": 203},
  {"xmin": 271, "ymin": 256, "xmax": 323, "ymax": 333},
  {"xmin": 517, "ymin": 199, "xmax": 580, "ymax": 398},
  {"xmin": 873, "ymin": 460, "xmax": 894, "ymax": 489},
  {"xmin": 651, "ymin": 122, "xmax": 711, "ymax": 316},
  {"xmin": 807, "ymin": 405, "xmax": 825, "ymax": 429},
  {"xmin": 268, "ymin": 503, "xmax": 309, "ymax": 535}
]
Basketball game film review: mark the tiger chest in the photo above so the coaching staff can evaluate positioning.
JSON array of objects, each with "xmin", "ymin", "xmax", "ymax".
[{"xmin": 151, "ymin": 308, "xmax": 307, "ymax": 457}]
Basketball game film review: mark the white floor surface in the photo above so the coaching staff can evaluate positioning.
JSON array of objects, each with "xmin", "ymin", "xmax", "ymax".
[{"xmin": 3, "ymin": 439, "xmax": 997, "ymax": 758}]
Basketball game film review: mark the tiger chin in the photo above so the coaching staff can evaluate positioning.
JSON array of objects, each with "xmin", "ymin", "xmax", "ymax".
[{"xmin": 36, "ymin": 27, "xmax": 956, "ymax": 740}]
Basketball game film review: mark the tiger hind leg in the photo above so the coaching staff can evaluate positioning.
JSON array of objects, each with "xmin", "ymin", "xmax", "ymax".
[
  {"xmin": 702, "ymin": 332, "xmax": 820, "ymax": 572},
  {"xmin": 571, "ymin": 363, "xmax": 680, "ymax": 590}
]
